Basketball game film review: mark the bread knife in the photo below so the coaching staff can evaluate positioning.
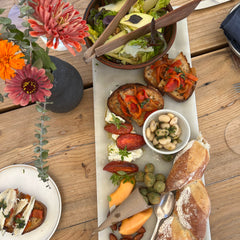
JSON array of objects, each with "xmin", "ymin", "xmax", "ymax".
[{"xmin": 195, "ymin": 0, "xmax": 231, "ymax": 10}]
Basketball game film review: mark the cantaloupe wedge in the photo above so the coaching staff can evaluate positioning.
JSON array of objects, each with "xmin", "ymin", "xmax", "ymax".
[
  {"xmin": 108, "ymin": 178, "xmax": 135, "ymax": 208},
  {"xmin": 119, "ymin": 207, "xmax": 153, "ymax": 235}
]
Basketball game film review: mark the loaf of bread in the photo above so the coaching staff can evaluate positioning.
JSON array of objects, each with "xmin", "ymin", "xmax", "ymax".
[
  {"xmin": 166, "ymin": 137, "xmax": 210, "ymax": 192},
  {"xmin": 156, "ymin": 180, "xmax": 211, "ymax": 240},
  {"xmin": 107, "ymin": 83, "xmax": 164, "ymax": 126},
  {"xmin": 0, "ymin": 188, "xmax": 47, "ymax": 235}
]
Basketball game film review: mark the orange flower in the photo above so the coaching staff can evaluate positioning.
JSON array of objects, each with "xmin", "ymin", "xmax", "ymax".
[{"xmin": 0, "ymin": 40, "xmax": 25, "ymax": 81}]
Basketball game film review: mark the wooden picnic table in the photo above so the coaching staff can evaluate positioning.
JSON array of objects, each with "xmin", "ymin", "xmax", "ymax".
[{"xmin": 0, "ymin": 0, "xmax": 239, "ymax": 239}]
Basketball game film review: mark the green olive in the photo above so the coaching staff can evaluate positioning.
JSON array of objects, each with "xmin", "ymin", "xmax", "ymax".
[
  {"xmin": 144, "ymin": 163, "xmax": 155, "ymax": 173},
  {"xmin": 147, "ymin": 192, "xmax": 161, "ymax": 205},
  {"xmin": 153, "ymin": 181, "xmax": 166, "ymax": 193},
  {"xmin": 155, "ymin": 173, "xmax": 166, "ymax": 182},
  {"xmin": 139, "ymin": 187, "xmax": 148, "ymax": 196},
  {"xmin": 135, "ymin": 171, "xmax": 145, "ymax": 182},
  {"xmin": 144, "ymin": 173, "xmax": 156, "ymax": 187},
  {"xmin": 142, "ymin": 195, "xmax": 149, "ymax": 204}
]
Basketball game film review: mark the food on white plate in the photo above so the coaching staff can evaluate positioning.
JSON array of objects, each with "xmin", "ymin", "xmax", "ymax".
[
  {"xmin": 145, "ymin": 112, "xmax": 182, "ymax": 151},
  {"xmin": 157, "ymin": 179, "xmax": 211, "ymax": 240},
  {"xmin": 107, "ymin": 83, "xmax": 164, "ymax": 127},
  {"xmin": 166, "ymin": 137, "xmax": 210, "ymax": 192},
  {"xmin": 144, "ymin": 52, "xmax": 198, "ymax": 101},
  {"xmin": 87, "ymin": 0, "xmax": 171, "ymax": 64},
  {"xmin": 0, "ymin": 188, "xmax": 46, "ymax": 235}
]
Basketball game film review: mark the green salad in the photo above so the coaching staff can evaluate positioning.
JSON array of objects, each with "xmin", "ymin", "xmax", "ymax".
[{"xmin": 87, "ymin": 0, "xmax": 171, "ymax": 65}]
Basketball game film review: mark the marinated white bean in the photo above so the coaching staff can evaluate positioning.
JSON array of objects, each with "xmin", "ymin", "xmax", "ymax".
[{"xmin": 146, "ymin": 113, "xmax": 182, "ymax": 151}]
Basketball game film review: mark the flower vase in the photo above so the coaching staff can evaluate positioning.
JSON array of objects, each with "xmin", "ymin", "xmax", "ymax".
[{"xmin": 46, "ymin": 56, "xmax": 84, "ymax": 113}]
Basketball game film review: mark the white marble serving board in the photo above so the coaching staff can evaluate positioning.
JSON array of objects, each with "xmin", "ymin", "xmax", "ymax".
[{"xmin": 92, "ymin": 18, "xmax": 211, "ymax": 240}]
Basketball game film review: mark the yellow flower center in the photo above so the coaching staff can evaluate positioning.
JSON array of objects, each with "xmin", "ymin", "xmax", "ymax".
[{"xmin": 22, "ymin": 78, "xmax": 38, "ymax": 94}]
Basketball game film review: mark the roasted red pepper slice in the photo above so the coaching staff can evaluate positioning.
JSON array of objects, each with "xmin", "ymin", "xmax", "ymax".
[
  {"xmin": 104, "ymin": 123, "xmax": 133, "ymax": 135},
  {"xmin": 118, "ymin": 94, "xmax": 131, "ymax": 117},
  {"xmin": 103, "ymin": 161, "xmax": 139, "ymax": 173},
  {"xmin": 31, "ymin": 209, "xmax": 43, "ymax": 219},
  {"xmin": 136, "ymin": 89, "xmax": 148, "ymax": 102},
  {"xmin": 171, "ymin": 59, "xmax": 182, "ymax": 67},
  {"xmin": 164, "ymin": 78, "xmax": 179, "ymax": 92},
  {"xmin": 116, "ymin": 133, "xmax": 145, "ymax": 151},
  {"xmin": 125, "ymin": 95, "xmax": 142, "ymax": 119}
]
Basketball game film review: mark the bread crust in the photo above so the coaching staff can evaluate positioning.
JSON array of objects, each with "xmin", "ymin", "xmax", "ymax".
[
  {"xmin": 107, "ymin": 83, "xmax": 164, "ymax": 126},
  {"xmin": 166, "ymin": 140, "xmax": 210, "ymax": 192},
  {"xmin": 174, "ymin": 180, "xmax": 211, "ymax": 239}
]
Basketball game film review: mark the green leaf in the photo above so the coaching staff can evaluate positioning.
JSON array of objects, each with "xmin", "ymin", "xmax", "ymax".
[
  {"xmin": 42, "ymin": 140, "xmax": 49, "ymax": 145},
  {"xmin": 34, "ymin": 146, "xmax": 41, "ymax": 153},
  {"xmin": 107, "ymin": 196, "xmax": 111, "ymax": 202},
  {"xmin": 41, "ymin": 115, "xmax": 51, "ymax": 121},
  {"xmin": 42, "ymin": 127, "xmax": 48, "ymax": 135},
  {"xmin": 19, "ymin": 5, "xmax": 34, "ymax": 17},
  {"xmin": 0, "ymin": 17, "xmax": 11, "ymax": 25},
  {"xmin": 0, "ymin": 94, "xmax": 4, "ymax": 103},
  {"xmin": 44, "ymin": 71, "xmax": 54, "ymax": 82},
  {"xmin": 41, "ymin": 151, "xmax": 48, "ymax": 160},
  {"xmin": 35, "ymin": 123, "xmax": 42, "ymax": 128},
  {"xmin": 21, "ymin": 21, "xmax": 30, "ymax": 28},
  {"xmin": 0, "ymin": 9, "xmax": 5, "ymax": 15},
  {"xmin": 32, "ymin": 43, "xmax": 56, "ymax": 72},
  {"xmin": 36, "ymin": 104, "xmax": 44, "ymax": 113},
  {"xmin": 32, "ymin": 58, "xmax": 43, "ymax": 69},
  {"xmin": 34, "ymin": 133, "xmax": 41, "ymax": 139}
]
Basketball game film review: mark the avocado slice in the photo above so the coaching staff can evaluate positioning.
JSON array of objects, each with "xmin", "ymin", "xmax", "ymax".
[
  {"xmin": 105, "ymin": 30, "xmax": 128, "ymax": 54},
  {"xmin": 99, "ymin": 0, "xmax": 127, "ymax": 12},
  {"xmin": 120, "ymin": 13, "xmax": 153, "ymax": 30}
]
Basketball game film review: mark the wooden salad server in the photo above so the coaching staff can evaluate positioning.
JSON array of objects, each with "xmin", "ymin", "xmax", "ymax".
[
  {"xmin": 94, "ymin": 0, "xmax": 201, "ymax": 57},
  {"xmin": 83, "ymin": 0, "xmax": 137, "ymax": 62}
]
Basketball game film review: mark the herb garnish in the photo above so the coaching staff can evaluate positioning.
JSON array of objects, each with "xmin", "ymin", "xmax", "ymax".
[
  {"xmin": 140, "ymin": 98, "xmax": 149, "ymax": 108},
  {"xmin": 110, "ymin": 171, "xmax": 135, "ymax": 186},
  {"xmin": 119, "ymin": 146, "xmax": 131, "ymax": 161},
  {"xmin": 109, "ymin": 113, "xmax": 125, "ymax": 129},
  {"xmin": 15, "ymin": 218, "xmax": 25, "ymax": 229},
  {"xmin": 0, "ymin": 200, "xmax": 7, "ymax": 210}
]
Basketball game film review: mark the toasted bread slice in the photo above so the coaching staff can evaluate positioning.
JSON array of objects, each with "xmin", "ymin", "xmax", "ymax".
[
  {"xmin": 1, "ymin": 189, "xmax": 47, "ymax": 235},
  {"xmin": 144, "ymin": 52, "xmax": 197, "ymax": 102},
  {"xmin": 108, "ymin": 83, "xmax": 164, "ymax": 126}
]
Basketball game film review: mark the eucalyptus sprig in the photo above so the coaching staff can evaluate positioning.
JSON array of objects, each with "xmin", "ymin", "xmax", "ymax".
[{"xmin": 33, "ymin": 100, "xmax": 51, "ymax": 186}]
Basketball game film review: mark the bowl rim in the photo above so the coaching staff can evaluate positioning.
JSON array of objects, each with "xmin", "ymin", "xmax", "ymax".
[
  {"xmin": 83, "ymin": 1, "xmax": 177, "ymax": 69},
  {"xmin": 142, "ymin": 109, "xmax": 191, "ymax": 155}
]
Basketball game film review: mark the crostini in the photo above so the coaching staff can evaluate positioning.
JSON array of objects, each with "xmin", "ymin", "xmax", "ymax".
[
  {"xmin": 0, "ymin": 188, "xmax": 47, "ymax": 235},
  {"xmin": 107, "ymin": 83, "xmax": 164, "ymax": 127},
  {"xmin": 144, "ymin": 52, "xmax": 198, "ymax": 102}
]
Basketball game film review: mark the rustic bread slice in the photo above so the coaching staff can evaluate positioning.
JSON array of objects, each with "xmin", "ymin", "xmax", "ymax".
[
  {"xmin": 107, "ymin": 83, "xmax": 164, "ymax": 126},
  {"xmin": 23, "ymin": 200, "xmax": 47, "ymax": 233},
  {"xmin": 144, "ymin": 52, "xmax": 197, "ymax": 102}
]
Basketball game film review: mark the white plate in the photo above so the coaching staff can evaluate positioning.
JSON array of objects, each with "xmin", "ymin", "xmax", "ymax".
[
  {"xmin": 93, "ymin": 19, "xmax": 211, "ymax": 240},
  {"xmin": 0, "ymin": 164, "xmax": 62, "ymax": 240}
]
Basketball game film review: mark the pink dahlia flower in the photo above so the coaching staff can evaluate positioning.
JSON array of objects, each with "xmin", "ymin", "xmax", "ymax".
[
  {"xmin": 4, "ymin": 64, "xmax": 53, "ymax": 106},
  {"xmin": 28, "ymin": 0, "xmax": 89, "ymax": 56}
]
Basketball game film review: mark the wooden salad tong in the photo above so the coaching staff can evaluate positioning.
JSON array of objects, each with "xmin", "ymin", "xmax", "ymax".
[{"xmin": 84, "ymin": 0, "xmax": 201, "ymax": 62}]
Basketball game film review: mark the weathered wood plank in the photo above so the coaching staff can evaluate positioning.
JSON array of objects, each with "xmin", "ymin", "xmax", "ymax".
[
  {"xmin": 193, "ymin": 48, "xmax": 240, "ymax": 185},
  {"xmin": 207, "ymin": 176, "xmax": 240, "ymax": 240}
]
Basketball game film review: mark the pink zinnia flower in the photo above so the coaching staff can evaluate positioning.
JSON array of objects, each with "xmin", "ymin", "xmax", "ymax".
[
  {"xmin": 4, "ymin": 64, "xmax": 53, "ymax": 106},
  {"xmin": 28, "ymin": 0, "xmax": 89, "ymax": 56}
]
